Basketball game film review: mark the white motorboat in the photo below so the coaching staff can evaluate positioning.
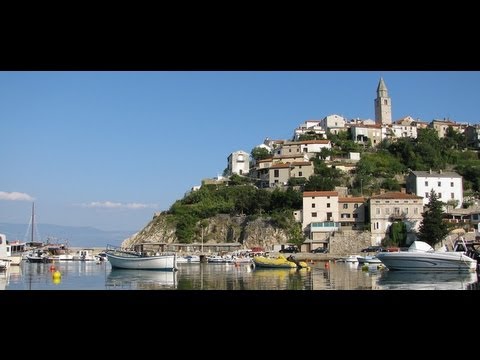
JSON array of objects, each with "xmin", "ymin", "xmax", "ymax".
[
  {"xmin": 376, "ymin": 241, "xmax": 477, "ymax": 272},
  {"xmin": 105, "ymin": 245, "xmax": 177, "ymax": 270}
]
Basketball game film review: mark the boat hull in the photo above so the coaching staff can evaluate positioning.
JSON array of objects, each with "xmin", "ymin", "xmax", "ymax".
[
  {"xmin": 376, "ymin": 252, "xmax": 477, "ymax": 272},
  {"xmin": 106, "ymin": 253, "xmax": 177, "ymax": 270}
]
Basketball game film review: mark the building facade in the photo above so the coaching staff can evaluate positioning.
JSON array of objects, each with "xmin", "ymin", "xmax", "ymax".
[
  {"xmin": 227, "ymin": 150, "xmax": 250, "ymax": 176},
  {"xmin": 369, "ymin": 192, "xmax": 424, "ymax": 246},
  {"xmin": 406, "ymin": 170, "xmax": 463, "ymax": 208}
]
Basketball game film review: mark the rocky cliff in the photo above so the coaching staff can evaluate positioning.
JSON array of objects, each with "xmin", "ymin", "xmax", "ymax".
[{"xmin": 121, "ymin": 212, "xmax": 290, "ymax": 250}]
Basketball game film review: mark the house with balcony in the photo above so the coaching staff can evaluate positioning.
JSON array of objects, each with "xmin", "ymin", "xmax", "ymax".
[
  {"xmin": 302, "ymin": 191, "xmax": 340, "ymax": 243},
  {"xmin": 293, "ymin": 120, "xmax": 326, "ymax": 140},
  {"xmin": 349, "ymin": 124, "xmax": 383, "ymax": 147},
  {"xmin": 369, "ymin": 192, "xmax": 424, "ymax": 246},
  {"xmin": 338, "ymin": 197, "xmax": 366, "ymax": 230}
]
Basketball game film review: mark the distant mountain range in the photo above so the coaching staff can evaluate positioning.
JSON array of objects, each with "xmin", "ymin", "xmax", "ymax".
[{"xmin": 0, "ymin": 223, "xmax": 135, "ymax": 248}]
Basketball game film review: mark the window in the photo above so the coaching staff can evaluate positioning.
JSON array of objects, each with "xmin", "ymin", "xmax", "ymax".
[
  {"xmin": 438, "ymin": 193, "xmax": 442, "ymax": 198},
  {"xmin": 327, "ymin": 203, "xmax": 331, "ymax": 208},
  {"xmin": 438, "ymin": 181, "xmax": 441, "ymax": 187},
  {"xmin": 354, "ymin": 204, "xmax": 358, "ymax": 209},
  {"xmin": 299, "ymin": 171, "xmax": 303, "ymax": 176},
  {"xmin": 425, "ymin": 181, "xmax": 428, "ymax": 186},
  {"xmin": 274, "ymin": 169, "xmax": 279, "ymax": 177},
  {"xmin": 384, "ymin": 99, "xmax": 388, "ymax": 105},
  {"xmin": 327, "ymin": 212, "xmax": 332, "ymax": 220},
  {"xmin": 451, "ymin": 193, "xmax": 455, "ymax": 199},
  {"xmin": 404, "ymin": 208, "xmax": 408, "ymax": 214},
  {"xmin": 353, "ymin": 214, "xmax": 358, "ymax": 218},
  {"xmin": 425, "ymin": 192, "xmax": 429, "ymax": 198},
  {"xmin": 312, "ymin": 212, "xmax": 317, "ymax": 217},
  {"xmin": 414, "ymin": 208, "xmax": 418, "ymax": 214},
  {"xmin": 311, "ymin": 197, "xmax": 315, "ymax": 199},
  {"xmin": 451, "ymin": 182, "xmax": 454, "ymax": 187},
  {"xmin": 343, "ymin": 204, "xmax": 348, "ymax": 209},
  {"xmin": 312, "ymin": 203, "xmax": 316, "ymax": 208},
  {"xmin": 376, "ymin": 208, "xmax": 380, "ymax": 215},
  {"xmin": 385, "ymin": 208, "xmax": 390, "ymax": 214}
]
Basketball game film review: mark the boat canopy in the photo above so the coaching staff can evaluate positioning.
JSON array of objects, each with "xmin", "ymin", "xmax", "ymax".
[{"xmin": 408, "ymin": 241, "xmax": 434, "ymax": 253}]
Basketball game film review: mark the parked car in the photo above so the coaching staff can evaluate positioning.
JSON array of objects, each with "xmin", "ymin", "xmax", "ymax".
[
  {"xmin": 279, "ymin": 245, "xmax": 299, "ymax": 253},
  {"xmin": 311, "ymin": 247, "xmax": 328, "ymax": 253},
  {"xmin": 361, "ymin": 246, "xmax": 387, "ymax": 253}
]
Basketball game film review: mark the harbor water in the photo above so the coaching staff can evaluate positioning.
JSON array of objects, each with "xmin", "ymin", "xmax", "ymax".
[{"xmin": 2, "ymin": 260, "xmax": 480, "ymax": 290}]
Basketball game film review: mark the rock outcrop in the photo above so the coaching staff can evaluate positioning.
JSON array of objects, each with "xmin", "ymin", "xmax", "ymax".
[{"xmin": 121, "ymin": 213, "xmax": 290, "ymax": 250}]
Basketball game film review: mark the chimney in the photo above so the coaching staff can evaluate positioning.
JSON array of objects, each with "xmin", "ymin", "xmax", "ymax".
[
  {"xmin": 429, "ymin": 169, "xmax": 432, "ymax": 174},
  {"xmin": 400, "ymin": 188, "xmax": 406, "ymax": 194},
  {"xmin": 439, "ymin": 169, "xmax": 443, "ymax": 174}
]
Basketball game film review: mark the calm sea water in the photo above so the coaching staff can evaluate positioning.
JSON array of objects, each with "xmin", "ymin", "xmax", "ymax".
[{"xmin": 2, "ymin": 261, "xmax": 479, "ymax": 290}]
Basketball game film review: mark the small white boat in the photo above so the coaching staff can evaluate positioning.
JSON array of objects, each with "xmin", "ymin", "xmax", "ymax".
[
  {"xmin": 176, "ymin": 255, "xmax": 201, "ymax": 263},
  {"xmin": 344, "ymin": 255, "xmax": 359, "ymax": 263},
  {"xmin": 105, "ymin": 245, "xmax": 177, "ymax": 270},
  {"xmin": 376, "ymin": 241, "xmax": 477, "ymax": 272},
  {"xmin": 357, "ymin": 255, "xmax": 382, "ymax": 264},
  {"xmin": 206, "ymin": 255, "xmax": 235, "ymax": 263}
]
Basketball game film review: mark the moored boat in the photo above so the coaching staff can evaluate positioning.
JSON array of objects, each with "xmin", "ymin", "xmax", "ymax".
[
  {"xmin": 105, "ymin": 245, "xmax": 177, "ymax": 270},
  {"xmin": 252, "ymin": 255, "xmax": 309, "ymax": 269},
  {"xmin": 376, "ymin": 241, "xmax": 477, "ymax": 272}
]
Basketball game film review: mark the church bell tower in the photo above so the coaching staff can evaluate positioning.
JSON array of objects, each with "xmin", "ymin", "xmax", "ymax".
[{"xmin": 374, "ymin": 77, "xmax": 392, "ymax": 125}]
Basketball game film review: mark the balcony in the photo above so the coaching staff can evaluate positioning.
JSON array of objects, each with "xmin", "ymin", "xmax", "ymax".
[{"xmin": 310, "ymin": 221, "xmax": 340, "ymax": 233}]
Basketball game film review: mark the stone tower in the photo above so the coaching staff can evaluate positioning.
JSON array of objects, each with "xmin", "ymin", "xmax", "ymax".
[{"xmin": 374, "ymin": 77, "xmax": 392, "ymax": 125}]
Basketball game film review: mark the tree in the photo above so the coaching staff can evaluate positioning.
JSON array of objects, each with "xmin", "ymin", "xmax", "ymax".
[
  {"xmin": 251, "ymin": 147, "xmax": 271, "ymax": 162},
  {"xmin": 417, "ymin": 189, "xmax": 449, "ymax": 248}
]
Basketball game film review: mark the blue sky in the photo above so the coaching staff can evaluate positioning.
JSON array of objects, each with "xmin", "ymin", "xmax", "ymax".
[{"xmin": 1, "ymin": 71, "xmax": 479, "ymax": 232}]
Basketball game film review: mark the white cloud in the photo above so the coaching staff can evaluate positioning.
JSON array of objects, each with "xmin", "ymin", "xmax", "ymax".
[
  {"xmin": 0, "ymin": 191, "xmax": 35, "ymax": 201},
  {"xmin": 80, "ymin": 201, "xmax": 158, "ymax": 209}
]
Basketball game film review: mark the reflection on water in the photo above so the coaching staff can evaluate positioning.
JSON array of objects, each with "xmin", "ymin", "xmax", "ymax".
[
  {"xmin": 376, "ymin": 270, "xmax": 478, "ymax": 290},
  {"xmin": 106, "ymin": 269, "xmax": 178, "ymax": 290},
  {"xmin": 3, "ymin": 260, "xmax": 480, "ymax": 290}
]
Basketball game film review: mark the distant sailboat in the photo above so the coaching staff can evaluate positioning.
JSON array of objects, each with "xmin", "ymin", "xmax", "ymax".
[
  {"xmin": 24, "ymin": 203, "xmax": 49, "ymax": 263},
  {"xmin": 25, "ymin": 202, "xmax": 42, "ymax": 247}
]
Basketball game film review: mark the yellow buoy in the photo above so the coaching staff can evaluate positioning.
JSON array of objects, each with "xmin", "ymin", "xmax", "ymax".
[{"xmin": 52, "ymin": 270, "xmax": 61, "ymax": 279}]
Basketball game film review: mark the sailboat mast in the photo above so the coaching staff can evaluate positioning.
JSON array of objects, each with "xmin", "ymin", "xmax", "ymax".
[{"xmin": 31, "ymin": 202, "xmax": 34, "ymax": 243}]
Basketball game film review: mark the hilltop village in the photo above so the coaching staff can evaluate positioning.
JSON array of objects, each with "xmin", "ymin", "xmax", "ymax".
[{"xmin": 124, "ymin": 79, "xmax": 480, "ymax": 255}]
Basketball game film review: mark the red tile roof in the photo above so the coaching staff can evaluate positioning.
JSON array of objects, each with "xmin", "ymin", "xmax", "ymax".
[
  {"xmin": 370, "ymin": 192, "xmax": 423, "ymax": 200},
  {"xmin": 339, "ymin": 197, "xmax": 365, "ymax": 203},
  {"xmin": 303, "ymin": 191, "xmax": 339, "ymax": 197}
]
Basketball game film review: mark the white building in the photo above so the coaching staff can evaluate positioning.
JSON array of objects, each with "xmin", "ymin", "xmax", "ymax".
[
  {"xmin": 302, "ymin": 191, "xmax": 340, "ymax": 238},
  {"xmin": 406, "ymin": 170, "xmax": 463, "ymax": 208},
  {"xmin": 227, "ymin": 150, "xmax": 250, "ymax": 176},
  {"xmin": 293, "ymin": 120, "xmax": 326, "ymax": 140}
]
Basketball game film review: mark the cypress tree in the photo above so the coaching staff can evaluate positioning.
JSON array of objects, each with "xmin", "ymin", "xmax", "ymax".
[{"xmin": 417, "ymin": 189, "xmax": 449, "ymax": 248}]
